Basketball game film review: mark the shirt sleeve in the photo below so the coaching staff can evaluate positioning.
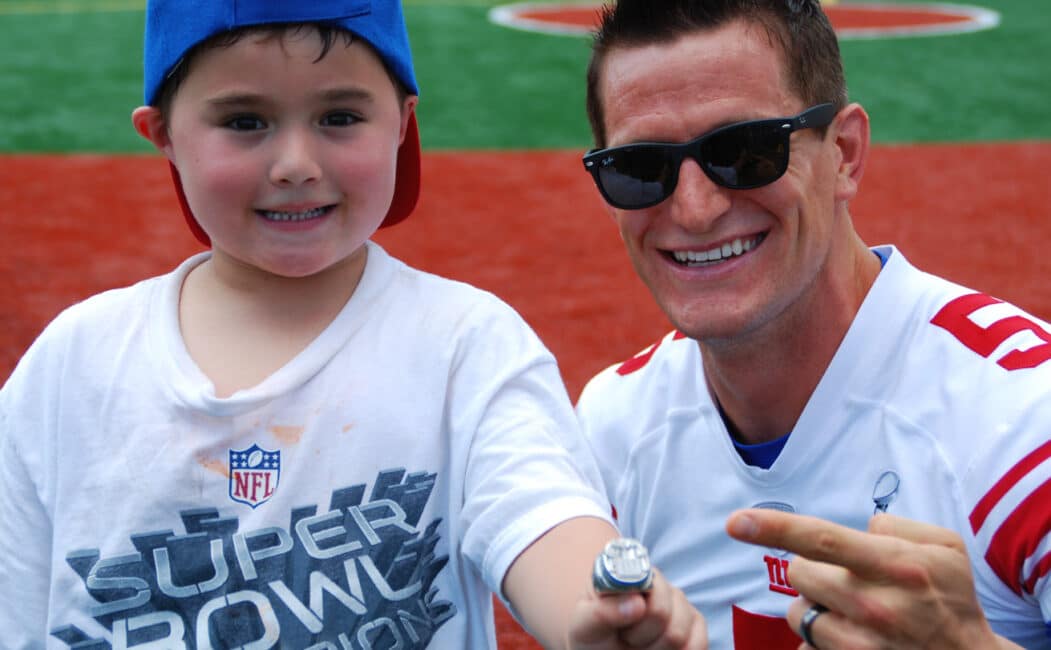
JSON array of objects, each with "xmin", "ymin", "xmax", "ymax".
[
  {"xmin": 450, "ymin": 297, "xmax": 613, "ymax": 602},
  {"xmin": 965, "ymin": 411, "xmax": 1051, "ymax": 630},
  {"xmin": 0, "ymin": 402, "xmax": 53, "ymax": 645}
]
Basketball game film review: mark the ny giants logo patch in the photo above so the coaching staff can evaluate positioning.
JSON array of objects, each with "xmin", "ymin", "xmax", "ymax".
[
  {"xmin": 753, "ymin": 501, "xmax": 800, "ymax": 597},
  {"xmin": 229, "ymin": 444, "xmax": 280, "ymax": 508},
  {"xmin": 763, "ymin": 554, "xmax": 798, "ymax": 597}
]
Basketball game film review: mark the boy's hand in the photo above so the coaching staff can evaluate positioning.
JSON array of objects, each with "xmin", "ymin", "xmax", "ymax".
[
  {"xmin": 568, "ymin": 567, "xmax": 708, "ymax": 649},
  {"xmin": 726, "ymin": 509, "xmax": 1022, "ymax": 650}
]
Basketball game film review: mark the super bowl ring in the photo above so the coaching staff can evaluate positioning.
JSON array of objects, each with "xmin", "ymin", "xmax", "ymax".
[{"xmin": 592, "ymin": 537, "xmax": 653, "ymax": 594}]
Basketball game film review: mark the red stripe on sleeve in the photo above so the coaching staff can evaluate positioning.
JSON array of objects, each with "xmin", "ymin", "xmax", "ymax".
[
  {"xmin": 984, "ymin": 477, "xmax": 1051, "ymax": 595},
  {"xmin": 971, "ymin": 439, "xmax": 1051, "ymax": 532},
  {"xmin": 1024, "ymin": 550, "xmax": 1051, "ymax": 596},
  {"xmin": 615, "ymin": 331, "xmax": 686, "ymax": 375},
  {"xmin": 616, "ymin": 342, "xmax": 660, "ymax": 376}
]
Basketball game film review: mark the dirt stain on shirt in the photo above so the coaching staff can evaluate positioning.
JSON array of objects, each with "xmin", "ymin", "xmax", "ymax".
[
  {"xmin": 196, "ymin": 453, "xmax": 229, "ymax": 478},
  {"xmin": 270, "ymin": 425, "xmax": 305, "ymax": 445}
]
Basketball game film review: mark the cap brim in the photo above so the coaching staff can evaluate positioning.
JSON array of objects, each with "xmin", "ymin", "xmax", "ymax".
[
  {"xmin": 381, "ymin": 111, "xmax": 420, "ymax": 228},
  {"xmin": 169, "ymin": 162, "xmax": 211, "ymax": 246}
]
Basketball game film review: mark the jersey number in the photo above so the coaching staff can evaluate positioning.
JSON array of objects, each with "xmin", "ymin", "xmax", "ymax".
[{"xmin": 931, "ymin": 293, "xmax": 1051, "ymax": 370}]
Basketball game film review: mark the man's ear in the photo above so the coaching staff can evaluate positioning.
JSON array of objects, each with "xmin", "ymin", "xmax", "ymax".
[
  {"xmin": 131, "ymin": 106, "xmax": 176, "ymax": 163},
  {"xmin": 831, "ymin": 103, "xmax": 870, "ymax": 202}
]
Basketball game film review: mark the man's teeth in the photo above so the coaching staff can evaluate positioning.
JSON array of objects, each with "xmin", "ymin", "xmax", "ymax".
[
  {"xmin": 671, "ymin": 235, "xmax": 763, "ymax": 265},
  {"xmin": 260, "ymin": 207, "xmax": 328, "ymax": 222}
]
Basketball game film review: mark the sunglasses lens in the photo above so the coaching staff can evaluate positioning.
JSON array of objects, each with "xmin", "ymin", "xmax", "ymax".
[
  {"xmin": 596, "ymin": 146, "xmax": 676, "ymax": 209},
  {"xmin": 701, "ymin": 123, "xmax": 788, "ymax": 188},
  {"xmin": 588, "ymin": 118, "xmax": 800, "ymax": 208}
]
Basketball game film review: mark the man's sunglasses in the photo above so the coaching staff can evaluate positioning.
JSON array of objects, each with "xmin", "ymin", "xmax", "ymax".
[{"xmin": 582, "ymin": 103, "xmax": 837, "ymax": 210}]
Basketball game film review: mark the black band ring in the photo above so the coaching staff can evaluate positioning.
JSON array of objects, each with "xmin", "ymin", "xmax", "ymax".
[{"xmin": 799, "ymin": 603, "xmax": 829, "ymax": 648}]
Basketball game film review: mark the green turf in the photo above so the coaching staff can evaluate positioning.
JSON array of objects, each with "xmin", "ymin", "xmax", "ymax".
[
  {"xmin": 0, "ymin": 9, "xmax": 144, "ymax": 152},
  {"xmin": 840, "ymin": 0, "xmax": 1051, "ymax": 144},
  {"xmin": 0, "ymin": 0, "xmax": 1047, "ymax": 152}
]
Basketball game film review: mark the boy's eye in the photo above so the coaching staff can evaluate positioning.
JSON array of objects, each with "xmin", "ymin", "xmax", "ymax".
[
  {"xmin": 321, "ymin": 112, "xmax": 360, "ymax": 127},
  {"xmin": 225, "ymin": 115, "xmax": 266, "ymax": 131}
]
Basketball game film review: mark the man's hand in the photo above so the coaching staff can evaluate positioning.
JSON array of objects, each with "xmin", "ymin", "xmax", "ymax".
[
  {"xmin": 726, "ymin": 509, "xmax": 1022, "ymax": 650},
  {"xmin": 568, "ymin": 567, "xmax": 708, "ymax": 649}
]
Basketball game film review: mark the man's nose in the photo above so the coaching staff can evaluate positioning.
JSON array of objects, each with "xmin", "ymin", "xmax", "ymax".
[{"xmin": 665, "ymin": 157, "xmax": 732, "ymax": 230}]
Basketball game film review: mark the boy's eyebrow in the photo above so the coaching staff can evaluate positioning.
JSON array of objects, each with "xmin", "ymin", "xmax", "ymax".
[
  {"xmin": 206, "ymin": 92, "xmax": 271, "ymax": 108},
  {"xmin": 318, "ymin": 87, "xmax": 376, "ymax": 103},
  {"xmin": 205, "ymin": 87, "xmax": 377, "ymax": 108}
]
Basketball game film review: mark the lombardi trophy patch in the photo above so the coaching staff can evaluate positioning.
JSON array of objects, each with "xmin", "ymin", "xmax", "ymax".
[{"xmin": 229, "ymin": 444, "xmax": 280, "ymax": 508}]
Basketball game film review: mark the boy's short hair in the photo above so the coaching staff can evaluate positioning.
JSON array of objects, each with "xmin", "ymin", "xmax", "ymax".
[{"xmin": 143, "ymin": 0, "xmax": 421, "ymax": 245}]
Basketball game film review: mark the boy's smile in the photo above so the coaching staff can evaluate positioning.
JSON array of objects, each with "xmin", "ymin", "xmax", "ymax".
[
  {"xmin": 258, "ymin": 206, "xmax": 334, "ymax": 223},
  {"xmin": 137, "ymin": 28, "xmax": 417, "ymax": 282}
]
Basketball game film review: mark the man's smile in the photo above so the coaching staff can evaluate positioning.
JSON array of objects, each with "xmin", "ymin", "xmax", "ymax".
[{"xmin": 664, "ymin": 233, "xmax": 767, "ymax": 267}]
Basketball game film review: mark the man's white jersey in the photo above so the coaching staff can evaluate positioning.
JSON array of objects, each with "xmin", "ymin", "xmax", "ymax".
[{"xmin": 577, "ymin": 246, "xmax": 1051, "ymax": 649}]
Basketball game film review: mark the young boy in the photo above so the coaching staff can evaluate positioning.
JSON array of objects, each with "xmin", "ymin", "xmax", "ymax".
[{"xmin": 0, "ymin": 1, "xmax": 705, "ymax": 648}]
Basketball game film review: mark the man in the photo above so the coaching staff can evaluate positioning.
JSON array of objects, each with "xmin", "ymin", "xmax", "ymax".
[{"xmin": 575, "ymin": 1, "xmax": 1051, "ymax": 648}]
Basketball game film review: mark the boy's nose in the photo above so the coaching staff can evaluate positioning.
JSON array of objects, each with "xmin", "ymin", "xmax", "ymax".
[
  {"xmin": 270, "ymin": 130, "xmax": 322, "ymax": 186},
  {"xmin": 665, "ymin": 158, "xmax": 732, "ymax": 231}
]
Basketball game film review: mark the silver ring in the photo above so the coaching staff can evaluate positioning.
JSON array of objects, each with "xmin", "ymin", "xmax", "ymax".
[
  {"xmin": 592, "ymin": 537, "xmax": 654, "ymax": 594},
  {"xmin": 799, "ymin": 603, "xmax": 828, "ymax": 648}
]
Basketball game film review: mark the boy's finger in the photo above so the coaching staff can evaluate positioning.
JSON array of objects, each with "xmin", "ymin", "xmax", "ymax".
[
  {"xmin": 617, "ymin": 570, "xmax": 674, "ymax": 646},
  {"xmin": 569, "ymin": 592, "xmax": 646, "ymax": 647}
]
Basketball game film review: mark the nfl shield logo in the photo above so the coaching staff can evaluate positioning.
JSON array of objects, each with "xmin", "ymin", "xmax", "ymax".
[{"xmin": 229, "ymin": 445, "xmax": 281, "ymax": 508}]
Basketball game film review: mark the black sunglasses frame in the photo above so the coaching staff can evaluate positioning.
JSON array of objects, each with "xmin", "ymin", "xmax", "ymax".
[{"xmin": 583, "ymin": 103, "xmax": 838, "ymax": 210}]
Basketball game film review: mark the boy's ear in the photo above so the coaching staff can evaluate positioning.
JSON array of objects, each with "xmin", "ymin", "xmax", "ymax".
[
  {"xmin": 131, "ymin": 106, "xmax": 176, "ymax": 162},
  {"xmin": 399, "ymin": 95, "xmax": 419, "ymax": 145}
]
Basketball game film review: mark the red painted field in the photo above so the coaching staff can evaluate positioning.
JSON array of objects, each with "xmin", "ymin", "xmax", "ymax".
[{"xmin": 3, "ymin": 143, "xmax": 1050, "ymax": 396}]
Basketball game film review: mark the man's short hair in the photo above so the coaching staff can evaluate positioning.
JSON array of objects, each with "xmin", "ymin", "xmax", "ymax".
[{"xmin": 585, "ymin": 0, "xmax": 848, "ymax": 148}]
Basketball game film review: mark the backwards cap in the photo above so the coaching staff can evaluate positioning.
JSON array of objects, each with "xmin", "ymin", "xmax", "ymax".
[{"xmin": 143, "ymin": 0, "xmax": 420, "ymax": 245}]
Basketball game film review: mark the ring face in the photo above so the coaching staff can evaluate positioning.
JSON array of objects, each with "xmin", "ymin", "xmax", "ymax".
[
  {"xmin": 799, "ymin": 603, "xmax": 829, "ymax": 648},
  {"xmin": 592, "ymin": 538, "xmax": 654, "ymax": 593}
]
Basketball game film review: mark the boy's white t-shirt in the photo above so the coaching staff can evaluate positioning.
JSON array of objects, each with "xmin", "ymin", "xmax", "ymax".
[
  {"xmin": 0, "ymin": 241, "xmax": 611, "ymax": 648},
  {"xmin": 577, "ymin": 246, "xmax": 1051, "ymax": 650}
]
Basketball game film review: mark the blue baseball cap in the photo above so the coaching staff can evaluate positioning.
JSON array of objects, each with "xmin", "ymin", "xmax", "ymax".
[{"xmin": 143, "ymin": 0, "xmax": 421, "ymax": 244}]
